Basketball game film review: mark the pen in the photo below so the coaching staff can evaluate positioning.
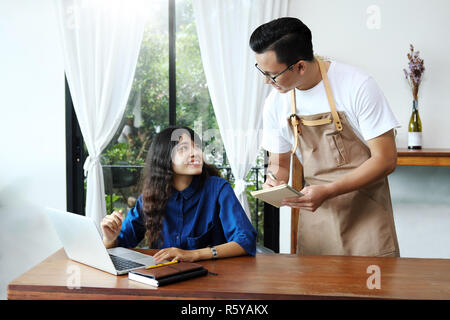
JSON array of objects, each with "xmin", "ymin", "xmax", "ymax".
[
  {"xmin": 267, "ymin": 170, "xmax": 277, "ymax": 181},
  {"xmin": 146, "ymin": 260, "xmax": 179, "ymax": 269}
]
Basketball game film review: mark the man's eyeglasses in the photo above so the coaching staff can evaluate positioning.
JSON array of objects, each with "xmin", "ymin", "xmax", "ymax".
[{"xmin": 254, "ymin": 59, "xmax": 300, "ymax": 84}]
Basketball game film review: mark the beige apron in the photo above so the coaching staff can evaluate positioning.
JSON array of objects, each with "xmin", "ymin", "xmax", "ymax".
[{"xmin": 289, "ymin": 58, "xmax": 400, "ymax": 257}]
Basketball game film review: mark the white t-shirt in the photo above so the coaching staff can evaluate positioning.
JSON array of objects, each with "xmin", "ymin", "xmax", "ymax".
[{"xmin": 261, "ymin": 60, "xmax": 400, "ymax": 163}]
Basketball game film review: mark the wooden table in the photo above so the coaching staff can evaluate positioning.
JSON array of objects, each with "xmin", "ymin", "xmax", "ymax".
[{"xmin": 7, "ymin": 249, "xmax": 450, "ymax": 300}]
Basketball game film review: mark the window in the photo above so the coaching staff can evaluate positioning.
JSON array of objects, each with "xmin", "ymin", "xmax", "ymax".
[
  {"xmin": 66, "ymin": 0, "xmax": 277, "ymax": 251},
  {"xmin": 101, "ymin": 0, "xmax": 169, "ymax": 220}
]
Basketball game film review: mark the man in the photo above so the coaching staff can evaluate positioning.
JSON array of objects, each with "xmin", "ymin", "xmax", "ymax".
[{"xmin": 250, "ymin": 17, "xmax": 400, "ymax": 257}]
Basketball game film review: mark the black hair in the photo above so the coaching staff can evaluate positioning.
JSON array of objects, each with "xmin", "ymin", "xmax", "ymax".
[
  {"xmin": 249, "ymin": 17, "xmax": 314, "ymax": 65},
  {"xmin": 141, "ymin": 126, "xmax": 221, "ymax": 247}
]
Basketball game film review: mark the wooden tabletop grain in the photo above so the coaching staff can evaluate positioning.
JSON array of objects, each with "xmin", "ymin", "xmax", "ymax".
[{"xmin": 7, "ymin": 249, "xmax": 450, "ymax": 300}]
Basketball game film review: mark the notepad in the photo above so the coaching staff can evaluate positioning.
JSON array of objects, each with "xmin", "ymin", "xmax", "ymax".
[
  {"xmin": 250, "ymin": 184, "xmax": 304, "ymax": 208},
  {"xmin": 128, "ymin": 262, "xmax": 208, "ymax": 287}
]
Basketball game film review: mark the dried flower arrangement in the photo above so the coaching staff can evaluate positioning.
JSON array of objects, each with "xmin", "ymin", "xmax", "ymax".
[{"xmin": 403, "ymin": 44, "xmax": 425, "ymax": 101}]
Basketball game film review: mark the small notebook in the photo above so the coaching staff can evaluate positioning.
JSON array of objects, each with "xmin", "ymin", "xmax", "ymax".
[
  {"xmin": 250, "ymin": 184, "xmax": 304, "ymax": 208},
  {"xmin": 128, "ymin": 262, "xmax": 208, "ymax": 287}
]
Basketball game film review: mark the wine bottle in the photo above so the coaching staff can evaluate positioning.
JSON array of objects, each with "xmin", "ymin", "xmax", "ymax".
[{"xmin": 408, "ymin": 100, "xmax": 422, "ymax": 149}]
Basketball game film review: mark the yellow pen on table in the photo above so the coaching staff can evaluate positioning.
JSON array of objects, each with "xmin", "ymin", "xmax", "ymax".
[{"xmin": 146, "ymin": 260, "xmax": 179, "ymax": 269}]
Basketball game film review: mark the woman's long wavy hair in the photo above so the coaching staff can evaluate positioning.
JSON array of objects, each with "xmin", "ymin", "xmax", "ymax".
[{"xmin": 141, "ymin": 126, "xmax": 221, "ymax": 247}]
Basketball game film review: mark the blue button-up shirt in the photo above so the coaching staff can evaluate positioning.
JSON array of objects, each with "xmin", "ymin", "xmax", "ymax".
[{"xmin": 116, "ymin": 175, "xmax": 257, "ymax": 256}]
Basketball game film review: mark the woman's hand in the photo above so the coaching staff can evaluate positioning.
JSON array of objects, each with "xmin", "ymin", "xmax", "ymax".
[
  {"xmin": 153, "ymin": 247, "xmax": 199, "ymax": 263},
  {"xmin": 100, "ymin": 209, "xmax": 123, "ymax": 247},
  {"xmin": 281, "ymin": 184, "xmax": 332, "ymax": 212}
]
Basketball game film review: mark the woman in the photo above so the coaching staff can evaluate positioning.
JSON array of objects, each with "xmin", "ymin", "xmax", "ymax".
[{"xmin": 101, "ymin": 126, "xmax": 257, "ymax": 262}]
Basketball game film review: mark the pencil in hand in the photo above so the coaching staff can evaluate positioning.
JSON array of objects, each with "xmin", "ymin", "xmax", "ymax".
[{"xmin": 146, "ymin": 260, "xmax": 179, "ymax": 269}]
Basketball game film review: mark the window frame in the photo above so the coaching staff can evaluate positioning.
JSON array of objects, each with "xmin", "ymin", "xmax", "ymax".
[{"xmin": 65, "ymin": 75, "xmax": 85, "ymax": 216}]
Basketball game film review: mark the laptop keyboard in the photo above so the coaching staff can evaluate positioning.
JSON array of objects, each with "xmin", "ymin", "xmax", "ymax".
[{"xmin": 109, "ymin": 254, "xmax": 145, "ymax": 271}]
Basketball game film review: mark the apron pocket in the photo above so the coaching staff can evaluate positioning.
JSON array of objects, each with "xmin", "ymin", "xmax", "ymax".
[{"xmin": 326, "ymin": 132, "xmax": 348, "ymax": 167}]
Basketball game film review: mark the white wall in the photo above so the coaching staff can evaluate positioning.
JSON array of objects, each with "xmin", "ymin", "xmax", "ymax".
[
  {"xmin": 289, "ymin": 0, "xmax": 450, "ymax": 148},
  {"xmin": 0, "ymin": 0, "xmax": 65, "ymax": 299},
  {"xmin": 279, "ymin": 0, "xmax": 450, "ymax": 258}
]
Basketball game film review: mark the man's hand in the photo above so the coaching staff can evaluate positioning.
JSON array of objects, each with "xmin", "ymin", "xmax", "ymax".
[
  {"xmin": 281, "ymin": 184, "xmax": 332, "ymax": 212},
  {"xmin": 262, "ymin": 151, "xmax": 291, "ymax": 189},
  {"xmin": 262, "ymin": 176, "xmax": 287, "ymax": 189}
]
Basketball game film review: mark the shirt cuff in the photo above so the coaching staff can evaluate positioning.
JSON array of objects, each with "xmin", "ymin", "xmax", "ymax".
[{"xmin": 231, "ymin": 233, "xmax": 256, "ymax": 257}]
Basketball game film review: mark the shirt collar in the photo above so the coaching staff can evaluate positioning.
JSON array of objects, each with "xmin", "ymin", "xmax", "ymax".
[{"xmin": 175, "ymin": 175, "xmax": 201, "ymax": 200}]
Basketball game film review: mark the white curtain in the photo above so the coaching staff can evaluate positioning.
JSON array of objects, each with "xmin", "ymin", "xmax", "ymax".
[
  {"xmin": 192, "ymin": 0, "xmax": 289, "ymax": 218},
  {"xmin": 55, "ymin": 0, "xmax": 148, "ymax": 227}
]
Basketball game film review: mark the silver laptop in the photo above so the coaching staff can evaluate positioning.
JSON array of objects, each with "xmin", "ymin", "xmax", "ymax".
[{"xmin": 46, "ymin": 207, "xmax": 162, "ymax": 275}]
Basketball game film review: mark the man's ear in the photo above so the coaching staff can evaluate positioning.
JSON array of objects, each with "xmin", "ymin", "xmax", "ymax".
[{"xmin": 297, "ymin": 61, "xmax": 306, "ymax": 74}]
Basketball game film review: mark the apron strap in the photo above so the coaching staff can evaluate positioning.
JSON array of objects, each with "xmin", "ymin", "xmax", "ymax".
[
  {"xmin": 290, "ymin": 90, "xmax": 301, "ymax": 154},
  {"xmin": 316, "ymin": 58, "xmax": 343, "ymax": 132},
  {"xmin": 289, "ymin": 57, "xmax": 343, "ymax": 154},
  {"xmin": 301, "ymin": 117, "xmax": 332, "ymax": 126}
]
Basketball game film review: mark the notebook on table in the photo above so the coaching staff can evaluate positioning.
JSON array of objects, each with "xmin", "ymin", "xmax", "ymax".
[
  {"xmin": 250, "ymin": 184, "xmax": 304, "ymax": 208},
  {"xmin": 128, "ymin": 262, "xmax": 208, "ymax": 287}
]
